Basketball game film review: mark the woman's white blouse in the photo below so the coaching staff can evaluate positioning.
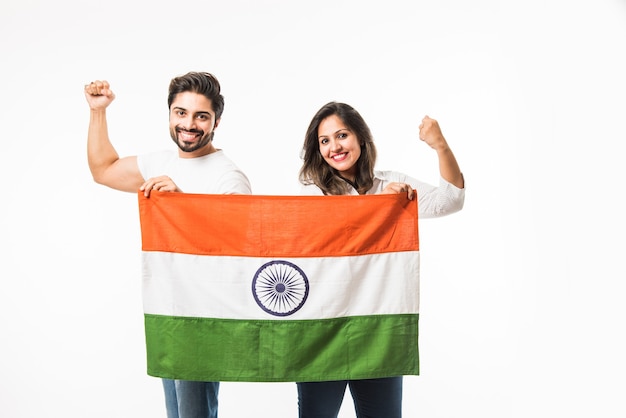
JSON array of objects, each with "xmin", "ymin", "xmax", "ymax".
[{"xmin": 300, "ymin": 170, "xmax": 465, "ymax": 218}]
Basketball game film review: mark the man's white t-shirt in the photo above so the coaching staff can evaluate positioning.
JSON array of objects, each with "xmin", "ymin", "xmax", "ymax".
[{"xmin": 137, "ymin": 149, "xmax": 251, "ymax": 194}]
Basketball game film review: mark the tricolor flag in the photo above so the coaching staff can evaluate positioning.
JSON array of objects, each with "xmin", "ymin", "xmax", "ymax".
[{"xmin": 138, "ymin": 191, "xmax": 420, "ymax": 382}]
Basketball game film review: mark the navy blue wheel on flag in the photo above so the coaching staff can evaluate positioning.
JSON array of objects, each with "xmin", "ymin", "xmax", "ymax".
[{"xmin": 252, "ymin": 260, "xmax": 309, "ymax": 316}]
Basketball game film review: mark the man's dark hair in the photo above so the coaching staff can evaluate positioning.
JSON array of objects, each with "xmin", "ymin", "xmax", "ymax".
[{"xmin": 168, "ymin": 72, "xmax": 225, "ymax": 120}]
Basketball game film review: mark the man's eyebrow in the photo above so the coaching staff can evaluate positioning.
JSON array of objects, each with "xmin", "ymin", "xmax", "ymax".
[{"xmin": 172, "ymin": 107, "xmax": 213, "ymax": 117}]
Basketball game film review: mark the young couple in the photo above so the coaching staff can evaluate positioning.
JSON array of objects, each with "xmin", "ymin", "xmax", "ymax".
[{"xmin": 84, "ymin": 71, "xmax": 465, "ymax": 418}]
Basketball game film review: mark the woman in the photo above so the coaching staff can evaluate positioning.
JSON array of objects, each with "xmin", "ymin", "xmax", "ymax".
[{"xmin": 297, "ymin": 102, "xmax": 465, "ymax": 417}]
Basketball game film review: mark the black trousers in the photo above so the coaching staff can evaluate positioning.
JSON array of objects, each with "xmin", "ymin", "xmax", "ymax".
[{"xmin": 297, "ymin": 377, "xmax": 403, "ymax": 418}]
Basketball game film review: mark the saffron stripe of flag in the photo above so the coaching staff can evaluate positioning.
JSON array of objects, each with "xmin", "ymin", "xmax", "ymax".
[{"xmin": 138, "ymin": 191, "xmax": 420, "ymax": 382}]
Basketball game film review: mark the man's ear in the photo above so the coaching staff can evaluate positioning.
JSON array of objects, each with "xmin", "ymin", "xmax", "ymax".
[{"xmin": 214, "ymin": 118, "xmax": 221, "ymax": 130}]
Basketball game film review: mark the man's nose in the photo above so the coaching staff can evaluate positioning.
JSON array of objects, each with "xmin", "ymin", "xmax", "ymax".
[{"xmin": 181, "ymin": 116, "xmax": 196, "ymax": 130}]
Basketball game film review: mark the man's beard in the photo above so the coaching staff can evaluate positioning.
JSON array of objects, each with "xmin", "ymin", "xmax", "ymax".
[{"xmin": 170, "ymin": 126, "xmax": 214, "ymax": 153}]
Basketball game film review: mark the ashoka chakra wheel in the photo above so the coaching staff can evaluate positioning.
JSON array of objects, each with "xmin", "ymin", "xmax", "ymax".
[{"xmin": 252, "ymin": 260, "xmax": 309, "ymax": 316}]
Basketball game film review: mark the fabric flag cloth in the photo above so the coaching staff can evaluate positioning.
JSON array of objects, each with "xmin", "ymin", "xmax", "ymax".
[{"xmin": 138, "ymin": 191, "xmax": 420, "ymax": 382}]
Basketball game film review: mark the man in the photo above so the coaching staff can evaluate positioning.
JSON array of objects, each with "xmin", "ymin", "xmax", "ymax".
[{"xmin": 84, "ymin": 71, "xmax": 251, "ymax": 418}]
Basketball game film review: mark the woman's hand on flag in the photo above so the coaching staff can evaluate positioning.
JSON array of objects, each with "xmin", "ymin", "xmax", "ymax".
[{"xmin": 381, "ymin": 182, "xmax": 415, "ymax": 200}]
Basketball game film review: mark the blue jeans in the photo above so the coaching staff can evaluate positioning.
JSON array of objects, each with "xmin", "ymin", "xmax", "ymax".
[
  {"xmin": 297, "ymin": 377, "xmax": 403, "ymax": 418},
  {"xmin": 162, "ymin": 379, "xmax": 220, "ymax": 418}
]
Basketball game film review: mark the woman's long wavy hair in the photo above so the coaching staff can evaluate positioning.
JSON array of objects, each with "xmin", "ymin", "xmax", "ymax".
[{"xmin": 299, "ymin": 102, "xmax": 377, "ymax": 195}]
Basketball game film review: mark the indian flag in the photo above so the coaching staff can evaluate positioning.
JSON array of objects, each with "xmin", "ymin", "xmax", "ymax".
[{"xmin": 138, "ymin": 191, "xmax": 420, "ymax": 382}]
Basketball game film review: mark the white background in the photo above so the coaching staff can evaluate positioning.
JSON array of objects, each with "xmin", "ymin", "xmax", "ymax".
[{"xmin": 1, "ymin": 0, "xmax": 625, "ymax": 417}]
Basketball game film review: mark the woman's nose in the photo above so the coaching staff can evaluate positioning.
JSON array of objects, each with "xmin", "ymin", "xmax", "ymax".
[{"xmin": 330, "ymin": 139, "xmax": 342, "ymax": 151}]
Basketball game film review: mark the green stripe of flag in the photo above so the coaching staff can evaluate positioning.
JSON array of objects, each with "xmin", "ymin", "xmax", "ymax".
[{"xmin": 145, "ymin": 313, "xmax": 419, "ymax": 382}]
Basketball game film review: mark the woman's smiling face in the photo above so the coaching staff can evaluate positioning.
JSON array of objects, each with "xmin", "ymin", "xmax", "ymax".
[{"xmin": 318, "ymin": 114, "xmax": 361, "ymax": 181}]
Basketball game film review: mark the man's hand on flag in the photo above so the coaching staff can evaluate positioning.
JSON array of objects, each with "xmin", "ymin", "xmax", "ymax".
[{"xmin": 140, "ymin": 175, "xmax": 181, "ymax": 197}]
